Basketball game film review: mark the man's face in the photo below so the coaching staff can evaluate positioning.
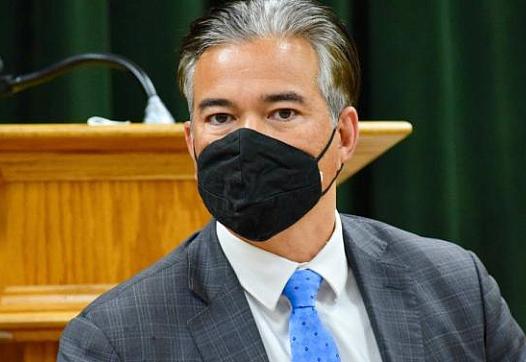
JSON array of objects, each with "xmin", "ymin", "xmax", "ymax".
[{"xmin": 184, "ymin": 36, "xmax": 356, "ymax": 189}]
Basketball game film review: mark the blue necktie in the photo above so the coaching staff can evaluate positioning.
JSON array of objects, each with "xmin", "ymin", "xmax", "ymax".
[{"xmin": 283, "ymin": 269, "xmax": 341, "ymax": 362}]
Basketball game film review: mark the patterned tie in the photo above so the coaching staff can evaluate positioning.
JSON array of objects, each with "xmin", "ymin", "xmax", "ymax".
[{"xmin": 283, "ymin": 269, "xmax": 341, "ymax": 362}]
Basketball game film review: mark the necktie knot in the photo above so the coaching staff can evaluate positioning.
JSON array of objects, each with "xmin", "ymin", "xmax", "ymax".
[{"xmin": 283, "ymin": 269, "xmax": 322, "ymax": 308}]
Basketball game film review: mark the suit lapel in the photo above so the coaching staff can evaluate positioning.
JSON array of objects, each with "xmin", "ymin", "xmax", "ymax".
[
  {"xmin": 341, "ymin": 216, "xmax": 424, "ymax": 362},
  {"xmin": 185, "ymin": 215, "xmax": 424, "ymax": 361},
  {"xmin": 186, "ymin": 221, "xmax": 269, "ymax": 362}
]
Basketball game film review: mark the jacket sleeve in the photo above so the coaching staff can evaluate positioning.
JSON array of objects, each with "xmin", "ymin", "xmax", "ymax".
[
  {"xmin": 57, "ymin": 315, "xmax": 121, "ymax": 362},
  {"xmin": 469, "ymin": 252, "xmax": 526, "ymax": 361}
]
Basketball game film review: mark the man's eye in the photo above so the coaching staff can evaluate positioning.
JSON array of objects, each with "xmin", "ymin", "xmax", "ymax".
[
  {"xmin": 207, "ymin": 113, "xmax": 233, "ymax": 125},
  {"xmin": 271, "ymin": 109, "xmax": 296, "ymax": 121}
]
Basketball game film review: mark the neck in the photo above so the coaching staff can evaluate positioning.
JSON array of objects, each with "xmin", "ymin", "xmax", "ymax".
[{"xmin": 243, "ymin": 188, "xmax": 337, "ymax": 263}]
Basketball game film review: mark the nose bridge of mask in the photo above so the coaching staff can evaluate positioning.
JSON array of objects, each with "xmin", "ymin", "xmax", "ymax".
[{"xmin": 194, "ymin": 130, "xmax": 240, "ymax": 164}]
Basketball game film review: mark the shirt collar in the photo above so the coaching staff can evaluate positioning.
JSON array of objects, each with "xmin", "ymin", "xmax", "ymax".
[{"xmin": 216, "ymin": 210, "xmax": 348, "ymax": 311}]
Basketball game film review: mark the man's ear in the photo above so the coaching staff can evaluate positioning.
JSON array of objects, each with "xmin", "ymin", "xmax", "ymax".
[
  {"xmin": 183, "ymin": 121, "xmax": 198, "ymax": 179},
  {"xmin": 337, "ymin": 106, "xmax": 359, "ymax": 164}
]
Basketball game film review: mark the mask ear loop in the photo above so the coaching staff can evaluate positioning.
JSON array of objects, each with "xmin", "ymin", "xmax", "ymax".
[
  {"xmin": 193, "ymin": 144, "xmax": 198, "ymax": 162},
  {"xmin": 321, "ymin": 164, "xmax": 343, "ymax": 196},
  {"xmin": 315, "ymin": 124, "xmax": 344, "ymax": 196},
  {"xmin": 315, "ymin": 126, "xmax": 338, "ymax": 162},
  {"xmin": 192, "ymin": 132, "xmax": 199, "ymax": 163}
]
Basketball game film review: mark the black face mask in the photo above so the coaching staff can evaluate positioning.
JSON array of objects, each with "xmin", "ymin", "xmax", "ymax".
[{"xmin": 195, "ymin": 127, "xmax": 341, "ymax": 241}]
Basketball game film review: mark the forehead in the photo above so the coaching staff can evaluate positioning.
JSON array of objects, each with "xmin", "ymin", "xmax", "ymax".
[{"xmin": 192, "ymin": 37, "xmax": 321, "ymax": 102}]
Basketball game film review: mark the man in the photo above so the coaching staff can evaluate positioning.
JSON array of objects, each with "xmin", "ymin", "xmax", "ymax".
[{"xmin": 58, "ymin": 0, "xmax": 526, "ymax": 361}]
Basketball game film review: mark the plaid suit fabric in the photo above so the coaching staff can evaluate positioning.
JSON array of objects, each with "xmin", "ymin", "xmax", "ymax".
[
  {"xmin": 342, "ymin": 215, "xmax": 526, "ymax": 361},
  {"xmin": 58, "ymin": 215, "xmax": 526, "ymax": 361}
]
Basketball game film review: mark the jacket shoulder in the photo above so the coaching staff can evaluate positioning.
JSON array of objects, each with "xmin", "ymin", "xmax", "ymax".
[
  {"xmin": 340, "ymin": 213, "xmax": 482, "ymax": 308},
  {"xmin": 84, "ymin": 230, "xmax": 200, "ymax": 315},
  {"xmin": 59, "ymin": 228, "xmax": 207, "ymax": 360},
  {"xmin": 339, "ymin": 214, "xmax": 526, "ymax": 358},
  {"xmin": 340, "ymin": 213, "xmax": 474, "ymax": 269}
]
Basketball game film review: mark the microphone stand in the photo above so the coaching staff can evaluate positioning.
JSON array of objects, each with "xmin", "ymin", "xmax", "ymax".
[{"xmin": 0, "ymin": 53, "xmax": 174, "ymax": 124}]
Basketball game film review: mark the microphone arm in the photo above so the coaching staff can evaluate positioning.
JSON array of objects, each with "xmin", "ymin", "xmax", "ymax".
[{"xmin": 0, "ymin": 53, "xmax": 174, "ymax": 124}]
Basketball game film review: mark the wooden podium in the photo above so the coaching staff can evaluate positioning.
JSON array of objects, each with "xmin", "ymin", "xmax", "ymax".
[{"xmin": 0, "ymin": 122, "xmax": 411, "ymax": 361}]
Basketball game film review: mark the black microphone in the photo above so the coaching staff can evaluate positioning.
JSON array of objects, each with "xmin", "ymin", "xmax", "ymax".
[{"xmin": 0, "ymin": 53, "xmax": 174, "ymax": 124}]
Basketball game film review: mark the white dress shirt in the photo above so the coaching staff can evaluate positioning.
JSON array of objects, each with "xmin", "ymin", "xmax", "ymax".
[{"xmin": 216, "ymin": 211, "xmax": 382, "ymax": 362}]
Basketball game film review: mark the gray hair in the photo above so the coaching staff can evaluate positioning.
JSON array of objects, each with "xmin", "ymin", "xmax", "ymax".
[{"xmin": 177, "ymin": 0, "xmax": 360, "ymax": 124}]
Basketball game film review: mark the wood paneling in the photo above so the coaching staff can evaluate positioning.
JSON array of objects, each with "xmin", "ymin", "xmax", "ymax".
[
  {"xmin": 0, "ymin": 152, "xmax": 195, "ymax": 182},
  {"xmin": 0, "ymin": 124, "xmax": 211, "ymax": 361},
  {"xmin": 0, "ymin": 124, "xmax": 188, "ymax": 152},
  {"xmin": 0, "ymin": 179, "xmax": 208, "ymax": 286}
]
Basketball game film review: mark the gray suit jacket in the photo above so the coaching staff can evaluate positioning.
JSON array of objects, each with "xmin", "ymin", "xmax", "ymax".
[{"xmin": 58, "ymin": 214, "xmax": 526, "ymax": 361}]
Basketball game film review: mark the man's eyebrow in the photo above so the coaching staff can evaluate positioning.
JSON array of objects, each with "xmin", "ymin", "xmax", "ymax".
[
  {"xmin": 262, "ymin": 92, "xmax": 305, "ymax": 104},
  {"xmin": 198, "ymin": 98, "xmax": 234, "ymax": 111}
]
